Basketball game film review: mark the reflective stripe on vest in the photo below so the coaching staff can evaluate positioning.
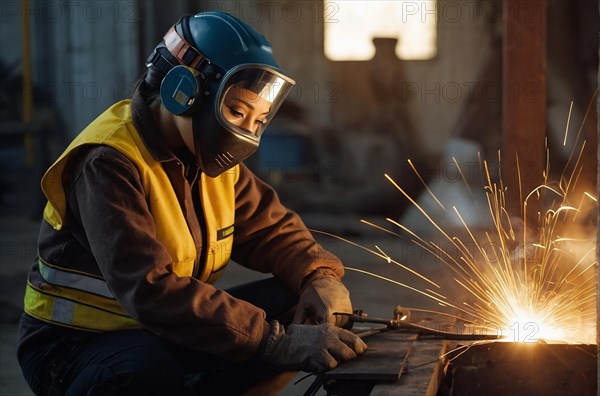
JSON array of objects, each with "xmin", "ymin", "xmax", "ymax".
[
  {"xmin": 26, "ymin": 100, "xmax": 238, "ymax": 332},
  {"xmin": 38, "ymin": 259, "xmax": 114, "ymax": 299},
  {"xmin": 24, "ymin": 283, "xmax": 141, "ymax": 331}
]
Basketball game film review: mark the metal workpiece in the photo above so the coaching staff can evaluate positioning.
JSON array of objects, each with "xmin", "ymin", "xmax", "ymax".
[{"xmin": 337, "ymin": 309, "xmax": 503, "ymax": 341}]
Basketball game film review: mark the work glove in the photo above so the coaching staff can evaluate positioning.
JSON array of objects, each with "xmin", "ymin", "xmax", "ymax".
[
  {"xmin": 293, "ymin": 274, "xmax": 353, "ymax": 328},
  {"xmin": 261, "ymin": 320, "xmax": 367, "ymax": 373}
]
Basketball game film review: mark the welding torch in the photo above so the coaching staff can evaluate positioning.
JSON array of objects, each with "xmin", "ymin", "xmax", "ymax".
[{"xmin": 336, "ymin": 307, "xmax": 502, "ymax": 341}]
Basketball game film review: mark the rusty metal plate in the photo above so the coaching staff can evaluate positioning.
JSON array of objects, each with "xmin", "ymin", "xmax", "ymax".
[
  {"xmin": 323, "ymin": 332, "xmax": 418, "ymax": 381},
  {"xmin": 441, "ymin": 342, "xmax": 597, "ymax": 396}
]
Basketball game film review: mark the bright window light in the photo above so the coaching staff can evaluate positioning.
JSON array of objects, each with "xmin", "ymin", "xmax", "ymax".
[{"xmin": 324, "ymin": 0, "xmax": 437, "ymax": 61}]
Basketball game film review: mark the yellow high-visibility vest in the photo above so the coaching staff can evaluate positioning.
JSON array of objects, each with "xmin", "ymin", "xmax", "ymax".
[{"xmin": 24, "ymin": 100, "xmax": 238, "ymax": 331}]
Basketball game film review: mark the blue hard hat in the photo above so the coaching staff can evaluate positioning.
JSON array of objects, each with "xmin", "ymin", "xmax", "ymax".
[{"xmin": 145, "ymin": 11, "xmax": 295, "ymax": 177}]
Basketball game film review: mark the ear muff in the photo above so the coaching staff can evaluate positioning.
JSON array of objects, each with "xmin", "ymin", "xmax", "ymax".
[{"xmin": 160, "ymin": 65, "xmax": 203, "ymax": 115}]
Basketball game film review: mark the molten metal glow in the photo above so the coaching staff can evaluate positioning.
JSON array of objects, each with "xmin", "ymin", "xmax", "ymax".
[
  {"xmin": 335, "ymin": 100, "xmax": 597, "ymax": 344},
  {"xmin": 380, "ymin": 156, "xmax": 596, "ymax": 344}
]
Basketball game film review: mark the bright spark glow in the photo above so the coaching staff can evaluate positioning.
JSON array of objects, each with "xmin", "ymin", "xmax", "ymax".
[
  {"xmin": 375, "ymin": 245, "xmax": 392, "ymax": 263},
  {"xmin": 386, "ymin": 157, "xmax": 595, "ymax": 344},
  {"xmin": 332, "ymin": 100, "xmax": 597, "ymax": 345}
]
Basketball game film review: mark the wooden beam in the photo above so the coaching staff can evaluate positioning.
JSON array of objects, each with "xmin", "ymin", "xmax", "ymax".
[{"xmin": 502, "ymin": 0, "xmax": 547, "ymax": 218}]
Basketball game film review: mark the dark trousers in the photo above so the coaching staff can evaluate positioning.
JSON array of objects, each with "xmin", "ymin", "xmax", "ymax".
[{"xmin": 18, "ymin": 277, "xmax": 298, "ymax": 395}]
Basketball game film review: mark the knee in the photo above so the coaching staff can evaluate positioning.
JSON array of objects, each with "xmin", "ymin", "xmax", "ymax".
[{"xmin": 66, "ymin": 350, "xmax": 189, "ymax": 396}]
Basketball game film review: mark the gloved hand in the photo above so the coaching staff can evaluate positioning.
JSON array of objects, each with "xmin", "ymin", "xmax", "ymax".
[
  {"xmin": 293, "ymin": 274, "xmax": 353, "ymax": 328},
  {"xmin": 261, "ymin": 321, "xmax": 367, "ymax": 373}
]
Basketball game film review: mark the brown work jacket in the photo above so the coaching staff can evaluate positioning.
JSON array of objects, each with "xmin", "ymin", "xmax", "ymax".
[{"xmin": 28, "ymin": 94, "xmax": 344, "ymax": 362}]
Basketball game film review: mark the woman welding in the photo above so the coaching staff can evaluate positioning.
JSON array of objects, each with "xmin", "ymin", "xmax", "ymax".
[{"xmin": 17, "ymin": 11, "xmax": 366, "ymax": 395}]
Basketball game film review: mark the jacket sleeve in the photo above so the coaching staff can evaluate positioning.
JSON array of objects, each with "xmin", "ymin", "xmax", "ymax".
[
  {"xmin": 232, "ymin": 163, "xmax": 344, "ymax": 294},
  {"xmin": 65, "ymin": 146, "xmax": 269, "ymax": 362}
]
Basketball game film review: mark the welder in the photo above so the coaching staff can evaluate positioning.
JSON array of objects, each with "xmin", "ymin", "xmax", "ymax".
[{"xmin": 17, "ymin": 11, "xmax": 366, "ymax": 395}]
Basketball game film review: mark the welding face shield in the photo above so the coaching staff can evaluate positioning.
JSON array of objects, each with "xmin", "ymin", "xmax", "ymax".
[
  {"xmin": 145, "ymin": 11, "xmax": 296, "ymax": 177},
  {"xmin": 192, "ymin": 65, "xmax": 294, "ymax": 177}
]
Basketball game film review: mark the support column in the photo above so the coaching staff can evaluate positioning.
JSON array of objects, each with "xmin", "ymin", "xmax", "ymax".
[{"xmin": 502, "ymin": 0, "xmax": 547, "ymax": 218}]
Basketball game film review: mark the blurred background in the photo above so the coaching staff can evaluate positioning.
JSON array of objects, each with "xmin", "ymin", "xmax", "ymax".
[
  {"xmin": 0, "ymin": 1, "xmax": 598, "ymax": 394},
  {"xmin": 1, "ymin": 0, "xmax": 597, "ymax": 223}
]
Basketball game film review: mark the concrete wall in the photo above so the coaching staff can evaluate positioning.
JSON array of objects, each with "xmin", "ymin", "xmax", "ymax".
[{"xmin": 1, "ymin": 1, "xmax": 141, "ymax": 138}]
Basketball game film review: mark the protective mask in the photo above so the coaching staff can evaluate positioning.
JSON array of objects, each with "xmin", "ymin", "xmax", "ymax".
[{"xmin": 191, "ymin": 64, "xmax": 295, "ymax": 177}]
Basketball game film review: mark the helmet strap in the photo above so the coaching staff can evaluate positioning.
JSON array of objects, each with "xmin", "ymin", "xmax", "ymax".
[{"xmin": 163, "ymin": 26, "xmax": 211, "ymax": 74}]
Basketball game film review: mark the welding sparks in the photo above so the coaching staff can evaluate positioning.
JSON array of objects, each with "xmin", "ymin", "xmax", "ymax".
[
  {"xmin": 383, "ymin": 161, "xmax": 594, "ymax": 343},
  {"xmin": 374, "ymin": 245, "xmax": 392, "ymax": 263},
  {"xmin": 335, "ymin": 104, "xmax": 597, "ymax": 345}
]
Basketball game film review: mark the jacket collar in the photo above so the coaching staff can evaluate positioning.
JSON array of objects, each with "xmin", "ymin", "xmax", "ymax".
[{"xmin": 131, "ymin": 93, "xmax": 176, "ymax": 163}]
